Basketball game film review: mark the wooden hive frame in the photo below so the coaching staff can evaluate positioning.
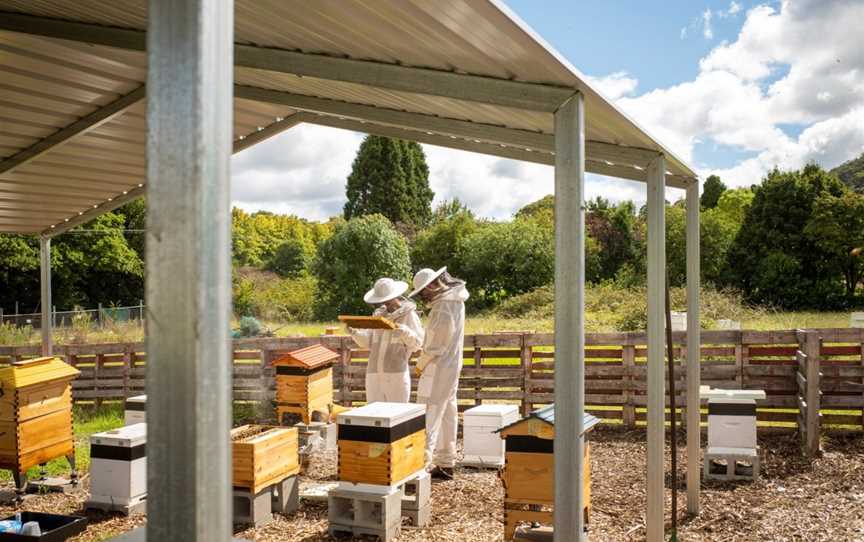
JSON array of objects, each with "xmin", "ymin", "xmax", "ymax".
[
  {"xmin": 272, "ymin": 344, "xmax": 338, "ymax": 425},
  {"xmin": 497, "ymin": 407, "xmax": 598, "ymax": 541}
]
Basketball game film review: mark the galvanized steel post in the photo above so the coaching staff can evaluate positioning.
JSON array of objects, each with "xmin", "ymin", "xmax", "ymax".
[
  {"xmin": 686, "ymin": 182, "xmax": 701, "ymax": 515},
  {"xmin": 553, "ymin": 92, "xmax": 586, "ymax": 541},
  {"xmin": 646, "ymin": 155, "xmax": 667, "ymax": 542},
  {"xmin": 39, "ymin": 236, "xmax": 52, "ymax": 357},
  {"xmin": 145, "ymin": 1, "xmax": 234, "ymax": 540}
]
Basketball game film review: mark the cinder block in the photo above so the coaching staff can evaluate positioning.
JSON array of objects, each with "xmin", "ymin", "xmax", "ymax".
[
  {"xmin": 271, "ymin": 474, "xmax": 299, "ymax": 516},
  {"xmin": 403, "ymin": 503, "xmax": 431, "ymax": 527},
  {"xmin": 401, "ymin": 470, "xmax": 431, "ymax": 511},
  {"xmin": 233, "ymin": 486, "xmax": 273, "ymax": 527},
  {"xmin": 703, "ymin": 446, "xmax": 760, "ymax": 481},
  {"xmin": 328, "ymin": 486, "xmax": 402, "ymax": 530}
]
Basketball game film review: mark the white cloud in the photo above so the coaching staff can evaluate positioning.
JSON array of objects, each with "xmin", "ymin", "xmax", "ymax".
[
  {"xmin": 718, "ymin": 1, "xmax": 742, "ymax": 18},
  {"xmin": 585, "ymin": 71, "xmax": 639, "ymax": 100},
  {"xmin": 702, "ymin": 8, "xmax": 714, "ymax": 39}
]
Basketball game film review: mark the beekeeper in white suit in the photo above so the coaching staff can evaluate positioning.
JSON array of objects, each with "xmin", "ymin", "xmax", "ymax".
[
  {"xmin": 410, "ymin": 266, "xmax": 469, "ymax": 480},
  {"xmin": 348, "ymin": 278, "xmax": 424, "ymax": 403}
]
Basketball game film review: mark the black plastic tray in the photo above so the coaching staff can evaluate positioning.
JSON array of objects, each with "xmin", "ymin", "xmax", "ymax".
[{"xmin": 0, "ymin": 512, "xmax": 87, "ymax": 541}]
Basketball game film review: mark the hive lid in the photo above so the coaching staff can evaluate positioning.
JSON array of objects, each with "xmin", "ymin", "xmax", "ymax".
[
  {"xmin": 464, "ymin": 404, "xmax": 520, "ymax": 417},
  {"xmin": 0, "ymin": 356, "xmax": 80, "ymax": 389},
  {"xmin": 497, "ymin": 405, "xmax": 600, "ymax": 438},
  {"xmin": 125, "ymin": 394, "xmax": 147, "ymax": 404},
  {"xmin": 337, "ymin": 402, "xmax": 425, "ymax": 428},
  {"xmin": 272, "ymin": 344, "xmax": 339, "ymax": 369},
  {"xmin": 91, "ymin": 422, "xmax": 147, "ymax": 447}
]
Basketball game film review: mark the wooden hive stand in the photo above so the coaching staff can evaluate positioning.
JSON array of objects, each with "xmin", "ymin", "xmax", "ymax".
[
  {"xmin": 497, "ymin": 405, "xmax": 599, "ymax": 541},
  {"xmin": 272, "ymin": 344, "xmax": 338, "ymax": 425},
  {"xmin": 0, "ymin": 357, "xmax": 80, "ymax": 498}
]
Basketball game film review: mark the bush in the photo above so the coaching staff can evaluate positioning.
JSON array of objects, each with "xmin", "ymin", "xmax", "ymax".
[
  {"xmin": 268, "ymin": 238, "xmax": 314, "ymax": 278},
  {"xmin": 313, "ymin": 215, "xmax": 411, "ymax": 319},
  {"xmin": 456, "ymin": 219, "xmax": 554, "ymax": 309},
  {"xmin": 411, "ymin": 210, "xmax": 477, "ymax": 272},
  {"xmin": 232, "ymin": 269, "xmax": 317, "ymax": 322}
]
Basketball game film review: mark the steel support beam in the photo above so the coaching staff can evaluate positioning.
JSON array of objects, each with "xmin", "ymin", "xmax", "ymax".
[
  {"xmin": 145, "ymin": 1, "xmax": 233, "ymax": 541},
  {"xmin": 39, "ymin": 237, "xmax": 51, "ymax": 357},
  {"xmin": 0, "ymin": 86, "xmax": 145, "ymax": 176},
  {"xmin": 685, "ymin": 182, "xmax": 701, "ymax": 515},
  {"xmin": 42, "ymin": 186, "xmax": 145, "ymax": 237},
  {"xmin": 0, "ymin": 11, "xmax": 571, "ymax": 112},
  {"xmin": 553, "ymin": 93, "xmax": 586, "ymax": 541},
  {"xmin": 645, "ymin": 155, "xmax": 667, "ymax": 542}
]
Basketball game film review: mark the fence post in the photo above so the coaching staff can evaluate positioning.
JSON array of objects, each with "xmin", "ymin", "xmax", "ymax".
[
  {"xmin": 473, "ymin": 345, "xmax": 482, "ymax": 408},
  {"xmin": 734, "ymin": 332, "xmax": 744, "ymax": 388},
  {"xmin": 259, "ymin": 347, "xmax": 274, "ymax": 423},
  {"xmin": 122, "ymin": 346, "xmax": 132, "ymax": 398},
  {"xmin": 622, "ymin": 344, "xmax": 636, "ymax": 427},
  {"xmin": 94, "ymin": 353, "xmax": 103, "ymax": 408},
  {"xmin": 860, "ymin": 331, "xmax": 864, "ymax": 429},
  {"xmin": 520, "ymin": 335, "xmax": 532, "ymax": 416},
  {"xmin": 339, "ymin": 337, "xmax": 352, "ymax": 407},
  {"xmin": 804, "ymin": 330, "xmax": 821, "ymax": 458}
]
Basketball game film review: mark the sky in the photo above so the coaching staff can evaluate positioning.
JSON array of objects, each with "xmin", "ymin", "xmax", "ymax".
[{"xmin": 231, "ymin": 0, "xmax": 864, "ymax": 221}]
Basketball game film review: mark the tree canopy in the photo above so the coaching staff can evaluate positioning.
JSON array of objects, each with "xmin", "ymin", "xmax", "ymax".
[
  {"xmin": 343, "ymin": 135, "xmax": 434, "ymax": 229},
  {"xmin": 701, "ymin": 174, "xmax": 727, "ymax": 209}
]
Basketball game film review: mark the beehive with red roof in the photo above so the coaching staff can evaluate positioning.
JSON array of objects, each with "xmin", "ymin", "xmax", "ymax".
[{"xmin": 272, "ymin": 344, "xmax": 338, "ymax": 425}]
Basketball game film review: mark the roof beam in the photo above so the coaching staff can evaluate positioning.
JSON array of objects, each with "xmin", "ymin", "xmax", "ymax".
[
  {"xmin": 0, "ymin": 12, "xmax": 572, "ymax": 112},
  {"xmin": 233, "ymin": 112, "xmax": 305, "ymax": 153},
  {"xmin": 0, "ymin": 85, "xmax": 145, "ymax": 176},
  {"xmin": 296, "ymin": 113, "xmax": 555, "ymax": 166}
]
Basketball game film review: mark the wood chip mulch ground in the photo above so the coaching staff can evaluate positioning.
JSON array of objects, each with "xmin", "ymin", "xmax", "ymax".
[{"xmin": 1, "ymin": 427, "xmax": 861, "ymax": 541}]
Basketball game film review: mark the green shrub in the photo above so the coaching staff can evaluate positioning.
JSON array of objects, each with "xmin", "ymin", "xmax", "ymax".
[
  {"xmin": 313, "ymin": 215, "xmax": 411, "ymax": 319},
  {"xmin": 232, "ymin": 269, "xmax": 317, "ymax": 322},
  {"xmin": 268, "ymin": 238, "xmax": 314, "ymax": 278}
]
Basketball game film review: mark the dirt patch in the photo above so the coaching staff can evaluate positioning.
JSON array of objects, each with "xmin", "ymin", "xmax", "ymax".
[{"xmin": 2, "ymin": 428, "xmax": 862, "ymax": 541}]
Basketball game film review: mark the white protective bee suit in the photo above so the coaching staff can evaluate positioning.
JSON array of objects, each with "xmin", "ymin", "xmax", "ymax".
[
  {"xmin": 415, "ymin": 283, "xmax": 469, "ymax": 468},
  {"xmin": 350, "ymin": 300, "xmax": 424, "ymax": 403}
]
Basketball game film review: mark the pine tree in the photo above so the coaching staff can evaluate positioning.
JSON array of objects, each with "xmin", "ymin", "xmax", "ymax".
[
  {"xmin": 344, "ymin": 136, "xmax": 434, "ymax": 228},
  {"xmin": 701, "ymin": 174, "xmax": 727, "ymax": 209}
]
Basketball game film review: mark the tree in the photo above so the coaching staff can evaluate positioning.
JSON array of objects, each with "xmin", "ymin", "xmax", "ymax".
[
  {"xmin": 313, "ymin": 214, "xmax": 411, "ymax": 319},
  {"xmin": 665, "ymin": 204, "xmax": 738, "ymax": 287},
  {"xmin": 830, "ymin": 152, "xmax": 864, "ymax": 193},
  {"xmin": 515, "ymin": 195, "xmax": 554, "ymax": 228},
  {"xmin": 701, "ymin": 174, "xmax": 727, "ymax": 209},
  {"xmin": 455, "ymin": 218, "xmax": 555, "ymax": 308},
  {"xmin": 268, "ymin": 238, "xmax": 315, "ymax": 278},
  {"xmin": 343, "ymin": 136, "xmax": 434, "ymax": 228},
  {"xmin": 587, "ymin": 200, "xmax": 639, "ymax": 281},
  {"xmin": 431, "ymin": 198, "xmax": 473, "ymax": 224},
  {"xmin": 411, "ymin": 208, "xmax": 478, "ymax": 273},
  {"xmin": 805, "ymin": 191, "xmax": 864, "ymax": 299},
  {"xmin": 725, "ymin": 164, "xmax": 848, "ymax": 308},
  {"xmin": 715, "ymin": 188, "xmax": 754, "ymax": 224}
]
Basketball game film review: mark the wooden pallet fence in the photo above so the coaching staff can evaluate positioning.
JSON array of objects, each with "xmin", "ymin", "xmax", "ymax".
[{"xmin": 0, "ymin": 328, "xmax": 862, "ymax": 434}]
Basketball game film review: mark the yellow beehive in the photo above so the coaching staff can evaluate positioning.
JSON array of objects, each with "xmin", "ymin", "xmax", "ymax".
[
  {"xmin": 498, "ymin": 406, "xmax": 599, "ymax": 541},
  {"xmin": 231, "ymin": 425, "xmax": 300, "ymax": 494},
  {"xmin": 0, "ymin": 357, "xmax": 80, "ymax": 491},
  {"xmin": 337, "ymin": 402, "xmax": 426, "ymax": 486},
  {"xmin": 273, "ymin": 344, "xmax": 338, "ymax": 425}
]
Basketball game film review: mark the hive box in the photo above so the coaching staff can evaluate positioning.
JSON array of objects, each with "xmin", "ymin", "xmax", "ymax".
[
  {"xmin": 87, "ymin": 423, "xmax": 147, "ymax": 513},
  {"xmin": 273, "ymin": 345, "xmax": 338, "ymax": 425},
  {"xmin": 124, "ymin": 395, "xmax": 146, "ymax": 425},
  {"xmin": 231, "ymin": 425, "xmax": 299, "ymax": 494},
  {"xmin": 707, "ymin": 398, "xmax": 757, "ymax": 449},
  {"xmin": 0, "ymin": 357, "xmax": 79, "ymax": 490},
  {"xmin": 498, "ymin": 406, "xmax": 599, "ymax": 540},
  {"xmin": 337, "ymin": 402, "xmax": 426, "ymax": 487},
  {"xmin": 461, "ymin": 404, "xmax": 519, "ymax": 467}
]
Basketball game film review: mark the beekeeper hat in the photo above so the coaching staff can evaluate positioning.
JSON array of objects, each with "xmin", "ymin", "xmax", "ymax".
[
  {"xmin": 364, "ymin": 277, "xmax": 409, "ymax": 304},
  {"xmin": 408, "ymin": 267, "xmax": 447, "ymax": 298}
]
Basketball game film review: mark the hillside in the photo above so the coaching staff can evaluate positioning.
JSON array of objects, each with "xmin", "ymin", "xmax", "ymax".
[{"xmin": 831, "ymin": 152, "xmax": 864, "ymax": 192}]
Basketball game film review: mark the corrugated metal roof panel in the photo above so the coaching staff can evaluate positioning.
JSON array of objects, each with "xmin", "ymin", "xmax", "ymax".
[{"xmin": 0, "ymin": 0, "xmax": 696, "ymax": 234}]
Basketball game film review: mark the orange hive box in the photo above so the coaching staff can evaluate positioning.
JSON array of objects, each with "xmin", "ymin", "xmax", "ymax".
[
  {"xmin": 231, "ymin": 425, "xmax": 299, "ymax": 493},
  {"xmin": 497, "ymin": 406, "xmax": 599, "ymax": 541},
  {"xmin": 272, "ymin": 344, "xmax": 338, "ymax": 425},
  {"xmin": 0, "ymin": 357, "xmax": 80, "ymax": 494}
]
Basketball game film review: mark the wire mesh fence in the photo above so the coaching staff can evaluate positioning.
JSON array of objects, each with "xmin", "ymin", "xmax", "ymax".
[{"xmin": 0, "ymin": 304, "xmax": 145, "ymax": 329}]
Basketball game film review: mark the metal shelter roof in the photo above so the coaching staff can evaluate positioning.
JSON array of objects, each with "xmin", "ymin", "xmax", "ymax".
[{"xmin": 0, "ymin": 0, "xmax": 696, "ymax": 235}]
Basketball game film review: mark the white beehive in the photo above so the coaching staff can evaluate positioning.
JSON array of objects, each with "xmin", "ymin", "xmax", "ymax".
[
  {"xmin": 88, "ymin": 423, "xmax": 147, "ymax": 510},
  {"xmin": 462, "ymin": 404, "xmax": 520, "ymax": 467},
  {"xmin": 124, "ymin": 394, "xmax": 146, "ymax": 425},
  {"xmin": 851, "ymin": 312, "xmax": 864, "ymax": 328},
  {"xmin": 670, "ymin": 311, "xmax": 687, "ymax": 331},
  {"xmin": 707, "ymin": 398, "xmax": 757, "ymax": 449}
]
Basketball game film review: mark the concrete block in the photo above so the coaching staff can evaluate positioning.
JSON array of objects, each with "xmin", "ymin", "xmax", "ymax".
[
  {"xmin": 233, "ymin": 486, "xmax": 273, "ymax": 527},
  {"xmin": 328, "ymin": 486, "xmax": 402, "ymax": 530},
  {"xmin": 271, "ymin": 474, "xmax": 299, "ymax": 516},
  {"xmin": 400, "ymin": 470, "xmax": 431, "ymax": 511},
  {"xmin": 329, "ymin": 522, "xmax": 401, "ymax": 542},
  {"xmin": 704, "ymin": 446, "xmax": 760, "ymax": 481},
  {"xmin": 402, "ymin": 503, "xmax": 431, "ymax": 527}
]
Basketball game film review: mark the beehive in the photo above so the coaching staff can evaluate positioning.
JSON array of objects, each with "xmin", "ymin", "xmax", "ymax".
[
  {"xmin": 337, "ymin": 402, "xmax": 426, "ymax": 487},
  {"xmin": 273, "ymin": 344, "xmax": 338, "ymax": 425},
  {"xmin": 497, "ymin": 406, "xmax": 599, "ymax": 541},
  {"xmin": 231, "ymin": 425, "xmax": 300, "ymax": 494},
  {"xmin": 0, "ymin": 357, "xmax": 80, "ymax": 490}
]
